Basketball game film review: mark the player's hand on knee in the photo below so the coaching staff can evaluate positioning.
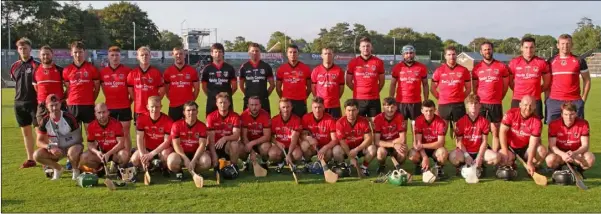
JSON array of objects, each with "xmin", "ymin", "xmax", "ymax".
[
  {"xmin": 50, "ymin": 147, "xmax": 63, "ymax": 157},
  {"xmin": 421, "ymin": 157, "xmax": 429, "ymax": 171}
]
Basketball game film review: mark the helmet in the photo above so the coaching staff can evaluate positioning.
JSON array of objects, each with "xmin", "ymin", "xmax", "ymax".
[
  {"xmin": 401, "ymin": 45, "xmax": 416, "ymax": 54},
  {"xmin": 309, "ymin": 162, "xmax": 323, "ymax": 175},
  {"xmin": 76, "ymin": 172, "xmax": 99, "ymax": 188},
  {"xmin": 332, "ymin": 164, "xmax": 351, "ymax": 178},
  {"xmin": 552, "ymin": 170, "xmax": 575, "ymax": 185},
  {"xmin": 221, "ymin": 165, "xmax": 239, "ymax": 180},
  {"xmin": 461, "ymin": 164, "xmax": 482, "ymax": 179},
  {"xmin": 496, "ymin": 166, "xmax": 517, "ymax": 181},
  {"xmin": 150, "ymin": 159, "xmax": 162, "ymax": 172},
  {"xmin": 388, "ymin": 169, "xmax": 410, "ymax": 186},
  {"xmin": 119, "ymin": 164, "xmax": 137, "ymax": 183}
]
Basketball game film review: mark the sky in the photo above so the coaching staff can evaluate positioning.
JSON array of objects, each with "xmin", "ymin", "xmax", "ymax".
[{"xmin": 83, "ymin": 1, "xmax": 601, "ymax": 46}]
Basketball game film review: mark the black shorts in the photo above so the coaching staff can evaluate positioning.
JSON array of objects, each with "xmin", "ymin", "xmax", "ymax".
[
  {"xmin": 439, "ymin": 102, "xmax": 466, "ymax": 122},
  {"xmin": 206, "ymin": 96, "xmax": 234, "ymax": 116},
  {"xmin": 243, "ymin": 96, "xmax": 270, "ymax": 114},
  {"xmin": 399, "ymin": 102, "xmax": 422, "ymax": 120},
  {"xmin": 325, "ymin": 107, "xmax": 342, "ymax": 119},
  {"xmin": 68, "ymin": 105, "xmax": 95, "ymax": 124},
  {"xmin": 479, "ymin": 104, "xmax": 503, "ymax": 123},
  {"xmin": 133, "ymin": 113, "xmax": 144, "ymax": 126},
  {"xmin": 216, "ymin": 147, "xmax": 230, "ymax": 160},
  {"xmin": 357, "ymin": 99, "xmax": 381, "ymax": 117},
  {"xmin": 344, "ymin": 151, "xmax": 366, "ymax": 159},
  {"xmin": 185, "ymin": 152, "xmax": 195, "ymax": 160},
  {"xmin": 424, "ymin": 149, "xmax": 436, "ymax": 159},
  {"xmin": 14, "ymin": 101, "xmax": 37, "ymax": 127},
  {"xmin": 511, "ymin": 99, "xmax": 543, "ymax": 120},
  {"xmin": 511, "ymin": 147, "xmax": 528, "ymax": 161},
  {"xmin": 168, "ymin": 105, "xmax": 184, "ymax": 121},
  {"xmin": 109, "ymin": 108, "xmax": 132, "ymax": 122},
  {"xmin": 290, "ymin": 99, "xmax": 307, "ymax": 118}
]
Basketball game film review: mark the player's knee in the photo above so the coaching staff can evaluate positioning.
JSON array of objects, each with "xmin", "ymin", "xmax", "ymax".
[
  {"xmin": 583, "ymin": 152, "xmax": 595, "ymax": 169},
  {"xmin": 166, "ymin": 153, "xmax": 181, "ymax": 171},
  {"xmin": 300, "ymin": 140, "xmax": 310, "ymax": 151},
  {"xmin": 484, "ymin": 150, "xmax": 500, "ymax": 166},
  {"xmin": 268, "ymin": 147, "xmax": 282, "ymax": 162},
  {"xmin": 366, "ymin": 145, "xmax": 377, "ymax": 156},
  {"xmin": 435, "ymin": 147, "xmax": 448, "ymax": 164},
  {"xmin": 67, "ymin": 144, "xmax": 83, "ymax": 157},
  {"xmin": 198, "ymin": 154, "xmax": 212, "ymax": 170},
  {"xmin": 332, "ymin": 145, "xmax": 344, "ymax": 161},
  {"xmin": 292, "ymin": 148, "xmax": 303, "ymax": 161},
  {"xmin": 545, "ymin": 153, "xmax": 560, "ymax": 169},
  {"xmin": 448, "ymin": 149, "xmax": 463, "ymax": 166},
  {"xmin": 259, "ymin": 142, "xmax": 271, "ymax": 155},
  {"xmin": 376, "ymin": 147, "xmax": 388, "ymax": 160},
  {"xmin": 116, "ymin": 149, "xmax": 130, "ymax": 165},
  {"xmin": 536, "ymin": 145, "xmax": 547, "ymax": 159}
]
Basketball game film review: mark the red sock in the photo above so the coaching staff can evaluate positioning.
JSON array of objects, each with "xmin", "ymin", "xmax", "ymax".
[{"xmin": 363, "ymin": 161, "xmax": 369, "ymax": 167}]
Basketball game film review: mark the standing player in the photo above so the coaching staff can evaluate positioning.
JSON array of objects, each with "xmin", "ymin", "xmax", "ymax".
[
  {"xmin": 239, "ymin": 96, "xmax": 272, "ymax": 171},
  {"xmin": 164, "ymin": 47, "xmax": 200, "ymax": 121},
  {"xmin": 11, "ymin": 38, "xmax": 40, "ymax": 168},
  {"xmin": 311, "ymin": 47, "xmax": 345, "ymax": 119},
  {"xmin": 269, "ymin": 98, "xmax": 303, "ymax": 173},
  {"xmin": 131, "ymin": 96, "xmax": 173, "ymax": 173},
  {"xmin": 201, "ymin": 43, "xmax": 237, "ymax": 116},
  {"xmin": 374, "ymin": 97, "xmax": 407, "ymax": 174},
  {"xmin": 276, "ymin": 45, "xmax": 312, "ymax": 117},
  {"xmin": 546, "ymin": 102, "xmax": 595, "ymax": 177},
  {"xmin": 346, "ymin": 37, "xmax": 385, "ymax": 121},
  {"xmin": 100, "ymin": 46, "xmax": 133, "ymax": 152},
  {"xmin": 301, "ymin": 97, "xmax": 338, "ymax": 165},
  {"xmin": 545, "ymin": 34, "xmax": 591, "ymax": 123},
  {"xmin": 33, "ymin": 46, "xmax": 65, "ymax": 126},
  {"xmin": 63, "ymin": 41, "xmax": 100, "ymax": 130},
  {"xmin": 508, "ymin": 36, "xmax": 550, "ymax": 120},
  {"xmin": 408, "ymin": 100, "xmax": 448, "ymax": 177},
  {"xmin": 333, "ymin": 99, "xmax": 376, "ymax": 176},
  {"xmin": 472, "ymin": 41, "xmax": 509, "ymax": 152},
  {"xmin": 127, "ymin": 46, "xmax": 165, "ymax": 122},
  {"xmin": 389, "ymin": 45, "xmax": 429, "ymax": 142},
  {"xmin": 167, "ymin": 101, "xmax": 210, "ymax": 180},
  {"xmin": 498, "ymin": 96, "xmax": 548, "ymax": 175},
  {"xmin": 431, "ymin": 46, "xmax": 471, "ymax": 135},
  {"xmin": 206, "ymin": 93, "xmax": 242, "ymax": 173},
  {"xmin": 239, "ymin": 43, "xmax": 275, "ymax": 113}
]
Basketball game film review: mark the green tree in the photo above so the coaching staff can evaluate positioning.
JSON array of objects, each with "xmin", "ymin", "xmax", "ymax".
[
  {"xmin": 98, "ymin": 2, "xmax": 160, "ymax": 50},
  {"xmin": 158, "ymin": 30, "xmax": 183, "ymax": 50},
  {"xmin": 265, "ymin": 31, "xmax": 292, "ymax": 53},
  {"xmin": 572, "ymin": 17, "xmax": 601, "ymax": 55},
  {"xmin": 223, "ymin": 36, "xmax": 265, "ymax": 52},
  {"xmin": 443, "ymin": 39, "xmax": 467, "ymax": 52},
  {"xmin": 1, "ymin": 0, "xmax": 63, "ymax": 48},
  {"xmin": 497, "ymin": 37, "xmax": 520, "ymax": 55},
  {"xmin": 522, "ymin": 34, "xmax": 557, "ymax": 58},
  {"xmin": 57, "ymin": 2, "xmax": 108, "ymax": 49}
]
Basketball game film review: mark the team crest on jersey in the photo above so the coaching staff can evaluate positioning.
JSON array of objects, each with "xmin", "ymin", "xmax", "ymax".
[
  {"xmin": 119, "ymin": 74, "xmax": 125, "ymax": 80},
  {"xmin": 148, "ymin": 77, "xmax": 153, "ymax": 83},
  {"xmin": 195, "ymin": 132, "xmax": 200, "ymax": 138},
  {"xmin": 456, "ymin": 72, "xmax": 462, "ymax": 78},
  {"xmin": 108, "ymin": 131, "xmax": 114, "ymax": 138},
  {"xmin": 260, "ymin": 69, "xmax": 265, "ymax": 75},
  {"xmin": 185, "ymin": 73, "xmax": 190, "ymax": 79},
  {"xmin": 25, "ymin": 68, "xmax": 32, "ymax": 73},
  {"xmin": 533, "ymin": 67, "xmax": 539, "ymax": 72},
  {"xmin": 561, "ymin": 60, "xmax": 567, "ymax": 66},
  {"xmin": 494, "ymin": 69, "xmax": 499, "ymax": 74},
  {"xmin": 158, "ymin": 127, "xmax": 164, "ymax": 133},
  {"xmin": 223, "ymin": 72, "xmax": 229, "ymax": 78},
  {"xmin": 83, "ymin": 71, "xmax": 89, "ymax": 77},
  {"xmin": 216, "ymin": 72, "xmax": 221, "ymax": 78},
  {"xmin": 44, "ymin": 69, "xmax": 49, "ymax": 75},
  {"xmin": 371, "ymin": 65, "xmax": 376, "ymax": 71},
  {"xmin": 573, "ymin": 132, "xmax": 578, "ymax": 138}
]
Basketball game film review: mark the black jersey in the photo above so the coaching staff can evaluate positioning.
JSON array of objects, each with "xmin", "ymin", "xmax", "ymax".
[
  {"xmin": 201, "ymin": 62, "xmax": 237, "ymax": 100},
  {"xmin": 238, "ymin": 60, "xmax": 273, "ymax": 99},
  {"xmin": 10, "ymin": 57, "xmax": 40, "ymax": 104}
]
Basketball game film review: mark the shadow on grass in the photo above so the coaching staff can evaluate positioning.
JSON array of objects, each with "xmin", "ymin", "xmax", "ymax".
[{"xmin": 1, "ymin": 199, "xmax": 24, "ymax": 206}]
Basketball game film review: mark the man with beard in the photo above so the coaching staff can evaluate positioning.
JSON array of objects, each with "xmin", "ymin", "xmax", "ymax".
[
  {"xmin": 239, "ymin": 96, "xmax": 272, "ymax": 171},
  {"xmin": 311, "ymin": 47, "xmax": 345, "ymax": 119},
  {"xmin": 239, "ymin": 43, "xmax": 275, "ymax": 113},
  {"xmin": 346, "ymin": 37, "xmax": 385, "ymax": 121},
  {"xmin": 164, "ymin": 47, "xmax": 200, "ymax": 121},
  {"xmin": 202, "ymin": 43, "xmax": 237, "ymax": 116},
  {"xmin": 269, "ymin": 98, "xmax": 303, "ymax": 173},
  {"xmin": 276, "ymin": 44, "xmax": 312, "ymax": 117},
  {"xmin": 33, "ymin": 46, "xmax": 65, "ymax": 125}
]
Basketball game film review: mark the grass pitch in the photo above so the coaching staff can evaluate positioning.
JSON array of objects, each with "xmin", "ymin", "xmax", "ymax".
[{"xmin": 1, "ymin": 80, "xmax": 600, "ymax": 212}]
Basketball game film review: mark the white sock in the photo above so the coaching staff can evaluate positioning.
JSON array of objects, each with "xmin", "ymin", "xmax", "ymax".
[
  {"xmin": 52, "ymin": 168, "xmax": 63, "ymax": 180},
  {"xmin": 72, "ymin": 169, "xmax": 81, "ymax": 180}
]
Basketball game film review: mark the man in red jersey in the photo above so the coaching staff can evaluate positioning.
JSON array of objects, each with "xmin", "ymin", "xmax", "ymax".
[
  {"xmin": 333, "ymin": 99, "xmax": 376, "ymax": 176},
  {"xmin": 408, "ymin": 99, "xmax": 448, "ymax": 178},
  {"xmin": 33, "ymin": 46, "xmax": 65, "ymax": 124},
  {"xmin": 389, "ymin": 45, "xmax": 429, "ymax": 143},
  {"xmin": 63, "ymin": 41, "xmax": 100, "ymax": 130},
  {"xmin": 268, "ymin": 98, "xmax": 303, "ymax": 173},
  {"xmin": 167, "ymin": 101, "xmax": 210, "ymax": 181},
  {"xmin": 311, "ymin": 47, "xmax": 345, "ymax": 119},
  {"xmin": 374, "ymin": 97, "xmax": 407, "ymax": 174},
  {"xmin": 202, "ymin": 43, "xmax": 237, "ymax": 116},
  {"xmin": 239, "ymin": 43, "xmax": 275, "ymax": 113},
  {"xmin": 300, "ymin": 97, "xmax": 338, "ymax": 167},
  {"xmin": 79, "ymin": 103, "xmax": 129, "ymax": 174},
  {"xmin": 472, "ymin": 41, "xmax": 509, "ymax": 152},
  {"xmin": 449, "ymin": 95, "xmax": 500, "ymax": 177},
  {"xmin": 131, "ymin": 96, "xmax": 173, "ymax": 175},
  {"xmin": 100, "ymin": 46, "xmax": 133, "ymax": 152},
  {"xmin": 546, "ymin": 102, "xmax": 595, "ymax": 178},
  {"xmin": 346, "ymin": 37, "xmax": 385, "ymax": 121},
  {"xmin": 276, "ymin": 44, "xmax": 312, "ymax": 118},
  {"xmin": 508, "ymin": 36, "xmax": 550, "ymax": 120},
  {"xmin": 432, "ymin": 46, "xmax": 471, "ymax": 136},
  {"xmin": 499, "ymin": 96, "xmax": 548, "ymax": 176},
  {"xmin": 207, "ymin": 93, "xmax": 242, "ymax": 174},
  {"xmin": 164, "ymin": 47, "xmax": 200, "ymax": 121},
  {"xmin": 545, "ymin": 34, "xmax": 590, "ymax": 124},
  {"xmin": 127, "ymin": 46, "xmax": 165, "ymax": 122},
  {"xmin": 239, "ymin": 96, "xmax": 272, "ymax": 172}
]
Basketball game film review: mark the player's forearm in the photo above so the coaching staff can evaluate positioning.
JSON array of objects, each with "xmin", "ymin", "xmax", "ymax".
[
  {"xmin": 311, "ymin": 84, "xmax": 317, "ymax": 97},
  {"xmin": 339, "ymin": 86, "xmax": 345, "ymax": 98},
  {"xmin": 107, "ymin": 142, "xmax": 124, "ymax": 156},
  {"xmin": 239, "ymin": 81, "xmax": 246, "ymax": 95},
  {"xmin": 87, "ymin": 142, "xmax": 100, "ymax": 154},
  {"xmin": 476, "ymin": 142, "xmax": 487, "ymax": 160},
  {"xmin": 201, "ymin": 84, "xmax": 209, "ymax": 96},
  {"xmin": 389, "ymin": 80, "xmax": 396, "ymax": 97},
  {"xmin": 231, "ymin": 81, "xmax": 238, "ymax": 94},
  {"xmin": 193, "ymin": 141, "xmax": 207, "ymax": 161},
  {"xmin": 345, "ymin": 76, "xmax": 354, "ymax": 91},
  {"xmin": 378, "ymin": 76, "xmax": 385, "ymax": 92},
  {"xmin": 192, "ymin": 87, "xmax": 200, "ymax": 100},
  {"xmin": 275, "ymin": 81, "xmax": 283, "ymax": 98},
  {"xmin": 431, "ymin": 84, "xmax": 439, "ymax": 98},
  {"xmin": 158, "ymin": 87, "xmax": 166, "ymax": 99},
  {"xmin": 136, "ymin": 133, "xmax": 146, "ymax": 153},
  {"xmin": 152, "ymin": 137, "xmax": 171, "ymax": 155},
  {"xmin": 464, "ymin": 83, "xmax": 472, "ymax": 95},
  {"xmin": 267, "ymin": 81, "xmax": 275, "ymax": 95},
  {"xmin": 582, "ymin": 79, "xmax": 591, "ymax": 101},
  {"xmin": 499, "ymin": 126, "xmax": 509, "ymax": 151},
  {"xmin": 422, "ymin": 81, "xmax": 430, "ymax": 100},
  {"xmin": 573, "ymin": 138, "xmax": 589, "ymax": 155},
  {"xmin": 422, "ymin": 141, "xmax": 441, "ymax": 150},
  {"xmin": 339, "ymin": 140, "xmax": 351, "ymax": 155},
  {"xmin": 221, "ymin": 133, "xmax": 241, "ymax": 142},
  {"xmin": 93, "ymin": 83, "xmax": 100, "ymax": 100},
  {"xmin": 526, "ymin": 137, "xmax": 538, "ymax": 164}
]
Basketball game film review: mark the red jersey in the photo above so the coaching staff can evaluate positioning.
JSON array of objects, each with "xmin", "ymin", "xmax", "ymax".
[
  {"xmin": 373, "ymin": 112, "xmax": 406, "ymax": 141},
  {"xmin": 240, "ymin": 109, "xmax": 271, "ymax": 141},
  {"xmin": 508, "ymin": 56, "xmax": 549, "ymax": 100},
  {"xmin": 432, "ymin": 64, "xmax": 470, "ymax": 104},
  {"xmin": 414, "ymin": 114, "xmax": 447, "ymax": 144},
  {"xmin": 455, "ymin": 115, "xmax": 490, "ymax": 153},
  {"xmin": 472, "ymin": 60, "xmax": 509, "ymax": 104},
  {"xmin": 302, "ymin": 113, "xmax": 336, "ymax": 147},
  {"xmin": 63, "ymin": 61, "xmax": 99, "ymax": 105},
  {"xmin": 127, "ymin": 66, "xmax": 164, "ymax": 114},
  {"xmin": 163, "ymin": 64, "xmax": 199, "ymax": 107},
  {"xmin": 501, "ymin": 108, "xmax": 542, "ymax": 149},
  {"xmin": 276, "ymin": 61, "xmax": 311, "ymax": 100},
  {"xmin": 346, "ymin": 56, "xmax": 385, "ymax": 100},
  {"xmin": 100, "ymin": 64, "xmax": 131, "ymax": 109},
  {"xmin": 336, "ymin": 116, "xmax": 371, "ymax": 149},
  {"xmin": 548, "ymin": 55, "xmax": 588, "ymax": 101},
  {"xmin": 87, "ymin": 118, "xmax": 124, "ymax": 152},
  {"xmin": 548, "ymin": 118, "xmax": 589, "ymax": 152},
  {"xmin": 311, "ymin": 64, "xmax": 345, "ymax": 108},
  {"xmin": 136, "ymin": 113, "xmax": 173, "ymax": 150},
  {"xmin": 33, "ymin": 64, "xmax": 64, "ymax": 103},
  {"xmin": 171, "ymin": 119, "xmax": 208, "ymax": 153},
  {"xmin": 271, "ymin": 114, "xmax": 302, "ymax": 149},
  {"xmin": 206, "ymin": 111, "xmax": 241, "ymax": 143},
  {"xmin": 391, "ymin": 61, "xmax": 428, "ymax": 103}
]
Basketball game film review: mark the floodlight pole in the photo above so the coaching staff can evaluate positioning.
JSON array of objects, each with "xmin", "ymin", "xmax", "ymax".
[{"xmin": 133, "ymin": 22, "xmax": 136, "ymax": 49}]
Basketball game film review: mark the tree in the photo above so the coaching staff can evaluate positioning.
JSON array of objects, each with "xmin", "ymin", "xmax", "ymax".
[
  {"xmin": 56, "ymin": 2, "xmax": 108, "ymax": 49},
  {"xmin": 497, "ymin": 37, "xmax": 521, "ymax": 55},
  {"xmin": 443, "ymin": 39, "xmax": 468, "ymax": 52},
  {"xmin": 265, "ymin": 31, "xmax": 292, "ymax": 53},
  {"xmin": 222, "ymin": 36, "xmax": 265, "ymax": 52},
  {"xmin": 572, "ymin": 17, "xmax": 601, "ymax": 55},
  {"xmin": 158, "ymin": 30, "xmax": 183, "ymax": 50},
  {"xmin": 522, "ymin": 34, "xmax": 557, "ymax": 58},
  {"xmin": 1, "ymin": 1, "xmax": 63, "ymax": 48},
  {"xmin": 98, "ymin": 2, "xmax": 160, "ymax": 50}
]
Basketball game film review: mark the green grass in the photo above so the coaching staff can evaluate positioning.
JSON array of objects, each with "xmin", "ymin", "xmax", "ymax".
[{"xmin": 2, "ymin": 80, "xmax": 601, "ymax": 213}]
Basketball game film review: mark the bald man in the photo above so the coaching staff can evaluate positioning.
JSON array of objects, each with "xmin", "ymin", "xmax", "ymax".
[{"xmin": 499, "ymin": 96, "xmax": 548, "ymax": 176}]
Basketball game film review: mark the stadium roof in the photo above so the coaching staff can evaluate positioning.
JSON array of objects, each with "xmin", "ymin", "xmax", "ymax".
[{"xmin": 459, "ymin": 52, "xmax": 513, "ymax": 62}]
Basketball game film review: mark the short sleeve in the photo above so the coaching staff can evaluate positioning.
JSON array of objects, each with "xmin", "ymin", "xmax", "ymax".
[
  {"xmin": 91, "ymin": 66, "xmax": 100, "ymax": 80},
  {"xmin": 481, "ymin": 120, "xmax": 490, "ymax": 135},
  {"xmin": 437, "ymin": 120, "xmax": 447, "ymax": 136},
  {"xmin": 398, "ymin": 118, "xmax": 407, "ymax": 133},
  {"xmin": 432, "ymin": 69, "xmax": 440, "ymax": 82},
  {"xmin": 463, "ymin": 68, "xmax": 471, "ymax": 82},
  {"xmin": 530, "ymin": 120, "xmax": 542, "ymax": 137},
  {"xmin": 206, "ymin": 115, "xmax": 214, "ymax": 130},
  {"xmin": 276, "ymin": 67, "xmax": 284, "ymax": 81},
  {"xmin": 501, "ymin": 64, "xmax": 510, "ymax": 77},
  {"xmin": 294, "ymin": 120, "xmax": 302, "ymax": 132},
  {"xmin": 311, "ymin": 68, "xmax": 318, "ymax": 84},
  {"xmin": 346, "ymin": 60, "xmax": 354, "ymax": 75},
  {"xmin": 127, "ymin": 72, "xmax": 134, "ymax": 87},
  {"xmin": 62, "ymin": 68, "xmax": 70, "ymax": 81},
  {"xmin": 233, "ymin": 115, "xmax": 242, "ymax": 128},
  {"xmin": 171, "ymin": 123, "xmax": 180, "ymax": 139},
  {"xmin": 471, "ymin": 65, "xmax": 479, "ymax": 80},
  {"xmin": 548, "ymin": 122, "xmax": 557, "ymax": 138},
  {"xmin": 155, "ymin": 71, "xmax": 165, "ymax": 87},
  {"xmin": 337, "ymin": 69, "xmax": 345, "ymax": 84},
  {"xmin": 579, "ymin": 58, "xmax": 588, "ymax": 73},
  {"xmin": 265, "ymin": 65, "xmax": 274, "ymax": 78},
  {"xmin": 540, "ymin": 60, "xmax": 550, "ymax": 74},
  {"xmin": 303, "ymin": 65, "xmax": 311, "ymax": 80},
  {"xmin": 581, "ymin": 121, "xmax": 590, "ymax": 136},
  {"xmin": 414, "ymin": 120, "xmax": 423, "ymax": 134},
  {"xmin": 454, "ymin": 121, "xmax": 464, "ymax": 137},
  {"xmin": 361, "ymin": 120, "xmax": 371, "ymax": 134},
  {"xmin": 335, "ymin": 120, "xmax": 345, "ymax": 139},
  {"xmin": 373, "ymin": 118, "xmax": 382, "ymax": 133},
  {"xmin": 507, "ymin": 60, "xmax": 515, "ymax": 75},
  {"xmin": 391, "ymin": 64, "xmax": 400, "ymax": 79},
  {"xmin": 420, "ymin": 65, "xmax": 428, "ymax": 79},
  {"xmin": 87, "ymin": 127, "xmax": 95, "ymax": 142},
  {"xmin": 238, "ymin": 65, "xmax": 246, "ymax": 79},
  {"xmin": 228, "ymin": 67, "xmax": 236, "ymax": 82},
  {"xmin": 163, "ymin": 69, "xmax": 171, "ymax": 84},
  {"xmin": 301, "ymin": 117, "xmax": 310, "ymax": 130},
  {"xmin": 501, "ymin": 112, "xmax": 512, "ymax": 126},
  {"xmin": 114, "ymin": 122, "xmax": 124, "ymax": 137},
  {"xmin": 163, "ymin": 120, "xmax": 173, "ymax": 135},
  {"xmin": 199, "ymin": 123, "xmax": 208, "ymax": 138},
  {"xmin": 377, "ymin": 60, "xmax": 385, "ymax": 74},
  {"xmin": 136, "ymin": 117, "xmax": 144, "ymax": 131},
  {"xmin": 191, "ymin": 68, "xmax": 200, "ymax": 82}
]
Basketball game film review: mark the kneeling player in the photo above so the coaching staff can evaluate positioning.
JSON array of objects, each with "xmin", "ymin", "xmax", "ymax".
[
  {"xmin": 546, "ymin": 102, "xmax": 595, "ymax": 178},
  {"xmin": 131, "ymin": 96, "xmax": 174, "ymax": 174},
  {"xmin": 449, "ymin": 95, "xmax": 500, "ymax": 176},
  {"xmin": 301, "ymin": 97, "xmax": 338, "ymax": 169},
  {"xmin": 374, "ymin": 97, "xmax": 407, "ymax": 174},
  {"xmin": 33, "ymin": 94, "xmax": 83, "ymax": 180},
  {"xmin": 408, "ymin": 99, "xmax": 448, "ymax": 177},
  {"xmin": 269, "ymin": 98, "xmax": 303, "ymax": 173},
  {"xmin": 240, "ymin": 96, "xmax": 272, "ymax": 171},
  {"xmin": 167, "ymin": 101, "xmax": 211, "ymax": 180},
  {"xmin": 333, "ymin": 99, "xmax": 376, "ymax": 176},
  {"xmin": 207, "ymin": 93, "xmax": 242, "ymax": 174},
  {"xmin": 80, "ymin": 103, "xmax": 129, "ymax": 176},
  {"xmin": 499, "ymin": 96, "xmax": 547, "ymax": 176}
]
